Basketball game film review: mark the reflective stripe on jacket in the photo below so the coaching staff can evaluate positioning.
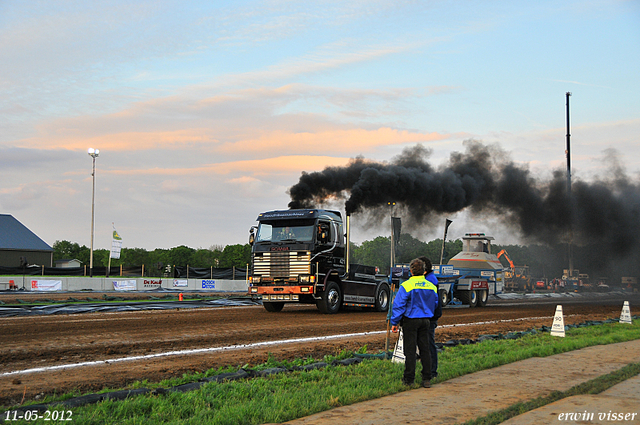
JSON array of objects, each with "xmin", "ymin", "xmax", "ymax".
[{"xmin": 390, "ymin": 275, "xmax": 439, "ymax": 326}]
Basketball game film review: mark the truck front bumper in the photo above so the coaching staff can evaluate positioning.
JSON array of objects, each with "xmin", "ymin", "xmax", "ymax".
[{"xmin": 250, "ymin": 285, "xmax": 315, "ymax": 301}]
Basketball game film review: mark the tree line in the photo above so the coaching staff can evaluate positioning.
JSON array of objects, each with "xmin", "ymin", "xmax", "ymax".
[
  {"xmin": 52, "ymin": 241, "xmax": 252, "ymax": 270},
  {"xmin": 52, "ymin": 236, "xmax": 578, "ymax": 281}
]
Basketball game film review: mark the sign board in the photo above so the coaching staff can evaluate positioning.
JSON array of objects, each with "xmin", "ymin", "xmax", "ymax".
[
  {"xmin": 31, "ymin": 280, "xmax": 62, "ymax": 291},
  {"xmin": 391, "ymin": 328, "xmax": 421, "ymax": 364},
  {"xmin": 113, "ymin": 280, "xmax": 136, "ymax": 291},
  {"xmin": 110, "ymin": 226, "xmax": 123, "ymax": 259},
  {"xmin": 202, "ymin": 280, "xmax": 216, "ymax": 289},
  {"xmin": 173, "ymin": 279, "xmax": 188, "ymax": 288},
  {"xmin": 392, "ymin": 329, "xmax": 406, "ymax": 363},
  {"xmin": 620, "ymin": 301, "xmax": 632, "ymax": 324},
  {"xmin": 550, "ymin": 305, "xmax": 566, "ymax": 337}
]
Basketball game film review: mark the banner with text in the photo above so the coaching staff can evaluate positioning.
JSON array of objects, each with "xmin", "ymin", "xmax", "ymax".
[
  {"xmin": 113, "ymin": 280, "xmax": 137, "ymax": 291},
  {"xmin": 31, "ymin": 280, "xmax": 62, "ymax": 291},
  {"xmin": 110, "ymin": 225, "xmax": 123, "ymax": 259}
]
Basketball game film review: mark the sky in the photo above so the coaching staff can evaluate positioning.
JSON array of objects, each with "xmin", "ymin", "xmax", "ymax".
[{"xmin": 1, "ymin": 0, "xmax": 639, "ymax": 251}]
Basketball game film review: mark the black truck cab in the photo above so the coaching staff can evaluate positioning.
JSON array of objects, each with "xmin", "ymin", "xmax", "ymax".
[{"xmin": 248, "ymin": 209, "xmax": 390, "ymax": 314}]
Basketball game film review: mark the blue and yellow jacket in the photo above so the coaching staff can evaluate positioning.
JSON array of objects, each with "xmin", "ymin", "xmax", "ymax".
[{"xmin": 390, "ymin": 274, "xmax": 439, "ymax": 326}]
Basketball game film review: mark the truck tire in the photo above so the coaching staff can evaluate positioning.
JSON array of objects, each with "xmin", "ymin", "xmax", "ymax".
[
  {"xmin": 263, "ymin": 301, "xmax": 284, "ymax": 312},
  {"xmin": 375, "ymin": 283, "xmax": 390, "ymax": 312},
  {"xmin": 438, "ymin": 289, "xmax": 449, "ymax": 307},
  {"xmin": 477, "ymin": 290, "xmax": 488, "ymax": 307},
  {"xmin": 317, "ymin": 281, "xmax": 341, "ymax": 314},
  {"xmin": 458, "ymin": 290, "xmax": 478, "ymax": 308}
]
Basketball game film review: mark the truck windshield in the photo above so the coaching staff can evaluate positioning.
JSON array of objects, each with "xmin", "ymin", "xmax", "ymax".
[{"xmin": 256, "ymin": 222, "xmax": 315, "ymax": 243}]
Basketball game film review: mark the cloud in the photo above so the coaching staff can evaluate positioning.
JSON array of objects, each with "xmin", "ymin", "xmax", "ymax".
[
  {"xmin": 103, "ymin": 155, "xmax": 352, "ymax": 177},
  {"xmin": 217, "ymin": 128, "xmax": 449, "ymax": 156}
]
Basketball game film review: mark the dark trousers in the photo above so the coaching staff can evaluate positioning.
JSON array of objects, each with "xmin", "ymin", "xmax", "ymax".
[
  {"xmin": 429, "ymin": 321, "xmax": 438, "ymax": 377},
  {"xmin": 402, "ymin": 317, "xmax": 432, "ymax": 383}
]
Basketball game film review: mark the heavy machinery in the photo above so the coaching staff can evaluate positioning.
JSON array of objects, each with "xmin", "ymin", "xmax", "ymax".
[
  {"xmin": 496, "ymin": 249, "xmax": 533, "ymax": 292},
  {"xmin": 391, "ymin": 233, "xmax": 504, "ymax": 308},
  {"xmin": 247, "ymin": 209, "xmax": 391, "ymax": 314}
]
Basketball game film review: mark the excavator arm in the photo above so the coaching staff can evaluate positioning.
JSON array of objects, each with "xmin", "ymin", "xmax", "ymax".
[{"xmin": 496, "ymin": 249, "xmax": 515, "ymax": 269}]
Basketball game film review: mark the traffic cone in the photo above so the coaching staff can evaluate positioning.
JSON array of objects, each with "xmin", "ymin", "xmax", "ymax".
[
  {"xmin": 179, "ymin": 293, "xmax": 183, "ymax": 301},
  {"xmin": 550, "ymin": 305, "xmax": 565, "ymax": 337},
  {"xmin": 620, "ymin": 301, "xmax": 632, "ymax": 324}
]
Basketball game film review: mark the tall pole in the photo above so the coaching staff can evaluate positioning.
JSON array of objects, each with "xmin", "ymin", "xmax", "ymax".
[
  {"xmin": 88, "ymin": 148, "xmax": 99, "ymax": 278},
  {"xmin": 388, "ymin": 202, "xmax": 396, "ymax": 273},
  {"xmin": 565, "ymin": 93, "xmax": 573, "ymax": 278}
]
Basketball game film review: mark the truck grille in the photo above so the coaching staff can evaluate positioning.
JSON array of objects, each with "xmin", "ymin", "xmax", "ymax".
[{"xmin": 253, "ymin": 252, "xmax": 311, "ymax": 278}]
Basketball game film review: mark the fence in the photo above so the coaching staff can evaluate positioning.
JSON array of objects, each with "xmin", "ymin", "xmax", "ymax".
[{"xmin": 0, "ymin": 265, "xmax": 248, "ymax": 280}]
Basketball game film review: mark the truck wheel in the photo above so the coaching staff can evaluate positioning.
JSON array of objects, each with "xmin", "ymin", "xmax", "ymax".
[
  {"xmin": 317, "ymin": 282, "xmax": 341, "ymax": 314},
  {"xmin": 477, "ymin": 290, "xmax": 488, "ymax": 307},
  {"xmin": 458, "ymin": 290, "xmax": 478, "ymax": 308},
  {"xmin": 375, "ymin": 283, "xmax": 390, "ymax": 312},
  {"xmin": 263, "ymin": 302, "xmax": 284, "ymax": 312},
  {"xmin": 438, "ymin": 289, "xmax": 449, "ymax": 307}
]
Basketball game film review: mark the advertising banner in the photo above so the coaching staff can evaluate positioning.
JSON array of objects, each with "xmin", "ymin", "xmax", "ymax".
[
  {"xmin": 110, "ymin": 225, "xmax": 123, "ymax": 259},
  {"xmin": 202, "ymin": 280, "xmax": 216, "ymax": 289},
  {"xmin": 173, "ymin": 279, "xmax": 188, "ymax": 288},
  {"xmin": 113, "ymin": 280, "xmax": 137, "ymax": 291},
  {"xmin": 31, "ymin": 280, "xmax": 62, "ymax": 291}
]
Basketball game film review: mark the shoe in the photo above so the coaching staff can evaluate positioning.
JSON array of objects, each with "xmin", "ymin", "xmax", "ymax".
[
  {"xmin": 402, "ymin": 379, "xmax": 413, "ymax": 386},
  {"xmin": 421, "ymin": 380, "xmax": 431, "ymax": 388}
]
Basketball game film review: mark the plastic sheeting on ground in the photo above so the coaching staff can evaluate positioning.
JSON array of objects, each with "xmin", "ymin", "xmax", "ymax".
[
  {"xmin": 0, "ymin": 297, "xmax": 260, "ymax": 317},
  {"xmin": 492, "ymin": 290, "xmax": 630, "ymax": 300}
]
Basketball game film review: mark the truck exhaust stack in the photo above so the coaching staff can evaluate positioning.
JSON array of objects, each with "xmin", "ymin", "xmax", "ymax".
[{"xmin": 345, "ymin": 213, "xmax": 351, "ymax": 275}]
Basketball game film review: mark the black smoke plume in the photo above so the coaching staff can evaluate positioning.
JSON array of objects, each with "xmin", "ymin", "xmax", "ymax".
[{"xmin": 288, "ymin": 141, "xmax": 640, "ymax": 278}]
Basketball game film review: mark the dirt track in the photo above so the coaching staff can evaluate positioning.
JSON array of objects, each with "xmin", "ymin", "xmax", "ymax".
[{"xmin": 0, "ymin": 292, "xmax": 637, "ymax": 407}]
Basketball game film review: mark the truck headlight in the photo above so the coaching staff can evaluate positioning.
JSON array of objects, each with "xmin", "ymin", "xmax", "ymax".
[{"xmin": 253, "ymin": 276, "xmax": 261, "ymax": 284}]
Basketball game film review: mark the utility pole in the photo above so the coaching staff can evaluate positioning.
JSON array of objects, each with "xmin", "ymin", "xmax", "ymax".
[
  {"xmin": 88, "ymin": 148, "xmax": 100, "ymax": 278},
  {"xmin": 565, "ymin": 92, "xmax": 573, "ymax": 278}
]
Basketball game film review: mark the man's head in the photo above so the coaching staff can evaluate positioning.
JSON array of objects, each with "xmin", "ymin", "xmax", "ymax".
[
  {"xmin": 410, "ymin": 258, "xmax": 425, "ymax": 276},
  {"xmin": 418, "ymin": 256, "xmax": 433, "ymax": 274}
]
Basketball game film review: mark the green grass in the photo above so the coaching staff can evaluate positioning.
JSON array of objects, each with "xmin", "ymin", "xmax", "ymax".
[{"xmin": 5, "ymin": 320, "xmax": 640, "ymax": 425}]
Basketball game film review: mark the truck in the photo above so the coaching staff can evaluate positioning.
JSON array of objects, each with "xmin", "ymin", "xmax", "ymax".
[
  {"xmin": 247, "ymin": 209, "xmax": 391, "ymax": 314},
  {"xmin": 391, "ymin": 233, "xmax": 503, "ymax": 308}
]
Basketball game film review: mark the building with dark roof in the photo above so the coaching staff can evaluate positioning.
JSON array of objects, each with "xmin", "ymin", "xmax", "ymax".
[{"xmin": 0, "ymin": 214, "xmax": 53, "ymax": 267}]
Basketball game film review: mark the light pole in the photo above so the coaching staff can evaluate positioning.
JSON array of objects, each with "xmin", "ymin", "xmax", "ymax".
[{"xmin": 88, "ymin": 148, "xmax": 99, "ymax": 277}]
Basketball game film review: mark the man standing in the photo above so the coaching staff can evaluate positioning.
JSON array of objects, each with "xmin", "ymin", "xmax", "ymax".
[
  {"xmin": 390, "ymin": 258, "xmax": 439, "ymax": 388},
  {"xmin": 419, "ymin": 256, "xmax": 442, "ymax": 380}
]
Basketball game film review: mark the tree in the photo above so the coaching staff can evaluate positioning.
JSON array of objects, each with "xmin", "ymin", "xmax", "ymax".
[
  {"xmin": 191, "ymin": 248, "xmax": 221, "ymax": 267},
  {"xmin": 52, "ymin": 240, "xmax": 89, "ymax": 265},
  {"xmin": 121, "ymin": 247, "xmax": 150, "ymax": 267},
  {"xmin": 353, "ymin": 236, "xmax": 391, "ymax": 273},
  {"xmin": 219, "ymin": 244, "xmax": 251, "ymax": 268},
  {"xmin": 396, "ymin": 234, "xmax": 429, "ymax": 264},
  {"xmin": 167, "ymin": 245, "xmax": 195, "ymax": 266}
]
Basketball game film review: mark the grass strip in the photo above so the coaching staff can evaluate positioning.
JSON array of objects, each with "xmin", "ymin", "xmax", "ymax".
[
  {"xmin": 6, "ymin": 320, "xmax": 640, "ymax": 424},
  {"xmin": 463, "ymin": 361, "xmax": 640, "ymax": 425}
]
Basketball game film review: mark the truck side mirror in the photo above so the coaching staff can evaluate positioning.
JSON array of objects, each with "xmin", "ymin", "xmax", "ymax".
[{"xmin": 249, "ymin": 227, "xmax": 256, "ymax": 245}]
